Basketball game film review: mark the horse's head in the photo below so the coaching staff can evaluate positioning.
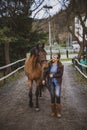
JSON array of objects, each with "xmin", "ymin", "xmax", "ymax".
[
  {"xmin": 30, "ymin": 46, "xmax": 39, "ymax": 57},
  {"xmin": 38, "ymin": 44, "xmax": 47, "ymax": 62},
  {"xmin": 40, "ymin": 60, "xmax": 48, "ymax": 68},
  {"xmin": 30, "ymin": 44, "xmax": 47, "ymax": 62}
]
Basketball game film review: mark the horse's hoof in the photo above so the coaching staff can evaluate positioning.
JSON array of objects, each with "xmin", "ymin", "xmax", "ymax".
[{"xmin": 35, "ymin": 107, "xmax": 40, "ymax": 111}]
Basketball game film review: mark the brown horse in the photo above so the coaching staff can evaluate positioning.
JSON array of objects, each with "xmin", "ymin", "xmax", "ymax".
[{"xmin": 24, "ymin": 45, "xmax": 48, "ymax": 111}]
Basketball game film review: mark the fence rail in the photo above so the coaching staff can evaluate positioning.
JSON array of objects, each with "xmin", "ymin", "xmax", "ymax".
[
  {"xmin": 0, "ymin": 58, "xmax": 26, "ymax": 81},
  {"xmin": 72, "ymin": 58, "xmax": 87, "ymax": 79}
]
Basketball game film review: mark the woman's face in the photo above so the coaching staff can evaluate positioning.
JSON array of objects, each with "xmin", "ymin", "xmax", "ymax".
[{"xmin": 52, "ymin": 55, "xmax": 59, "ymax": 63}]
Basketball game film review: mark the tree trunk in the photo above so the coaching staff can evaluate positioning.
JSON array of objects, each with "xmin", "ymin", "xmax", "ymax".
[
  {"xmin": 77, "ymin": 44, "xmax": 84, "ymax": 60},
  {"xmin": 4, "ymin": 43, "xmax": 11, "ymax": 75}
]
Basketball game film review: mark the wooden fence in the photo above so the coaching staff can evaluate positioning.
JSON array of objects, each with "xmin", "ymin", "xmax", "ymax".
[
  {"xmin": 0, "ymin": 58, "xmax": 26, "ymax": 81},
  {"xmin": 72, "ymin": 58, "xmax": 87, "ymax": 79}
]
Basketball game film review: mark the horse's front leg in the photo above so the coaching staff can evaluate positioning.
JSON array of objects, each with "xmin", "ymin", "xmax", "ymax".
[
  {"xmin": 35, "ymin": 86, "xmax": 40, "ymax": 111},
  {"xmin": 39, "ymin": 84, "xmax": 43, "ymax": 97},
  {"xmin": 28, "ymin": 80, "xmax": 33, "ymax": 107}
]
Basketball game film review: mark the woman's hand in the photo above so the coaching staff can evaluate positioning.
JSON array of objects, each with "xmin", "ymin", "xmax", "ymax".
[
  {"xmin": 42, "ymin": 80, "xmax": 45, "ymax": 85},
  {"xmin": 49, "ymin": 74, "xmax": 53, "ymax": 78}
]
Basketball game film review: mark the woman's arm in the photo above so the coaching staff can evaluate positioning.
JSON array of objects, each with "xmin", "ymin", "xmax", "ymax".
[{"xmin": 53, "ymin": 65, "xmax": 64, "ymax": 78}]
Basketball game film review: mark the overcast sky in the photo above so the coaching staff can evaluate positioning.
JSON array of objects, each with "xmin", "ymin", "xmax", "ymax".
[{"xmin": 31, "ymin": 0, "xmax": 62, "ymax": 19}]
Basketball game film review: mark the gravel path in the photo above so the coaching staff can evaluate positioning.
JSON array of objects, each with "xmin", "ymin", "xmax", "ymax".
[{"xmin": 0, "ymin": 63, "xmax": 87, "ymax": 130}]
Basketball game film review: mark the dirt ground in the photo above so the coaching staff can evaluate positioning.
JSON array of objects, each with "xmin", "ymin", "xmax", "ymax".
[{"xmin": 0, "ymin": 63, "xmax": 87, "ymax": 130}]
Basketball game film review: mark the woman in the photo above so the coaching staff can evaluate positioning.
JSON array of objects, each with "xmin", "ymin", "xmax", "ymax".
[{"xmin": 43, "ymin": 53, "xmax": 64, "ymax": 118}]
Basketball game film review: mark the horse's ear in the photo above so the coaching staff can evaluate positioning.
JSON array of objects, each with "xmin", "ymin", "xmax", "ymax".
[{"xmin": 42, "ymin": 43, "xmax": 45, "ymax": 49}]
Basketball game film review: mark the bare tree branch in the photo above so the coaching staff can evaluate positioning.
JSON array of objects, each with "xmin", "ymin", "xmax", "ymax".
[{"xmin": 31, "ymin": 0, "xmax": 44, "ymax": 12}]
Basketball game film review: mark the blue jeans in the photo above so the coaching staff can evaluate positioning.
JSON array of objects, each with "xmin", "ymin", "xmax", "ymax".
[{"xmin": 49, "ymin": 78, "xmax": 61, "ymax": 103}]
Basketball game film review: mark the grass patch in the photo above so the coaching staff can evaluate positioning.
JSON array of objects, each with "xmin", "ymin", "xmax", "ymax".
[
  {"xmin": 0, "ymin": 70, "xmax": 24, "ymax": 88},
  {"xmin": 70, "ymin": 65, "xmax": 87, "ymax": 88},
  {"xmin": 61, "ymin": 58, "xmax": 72, "ymax": 61}
]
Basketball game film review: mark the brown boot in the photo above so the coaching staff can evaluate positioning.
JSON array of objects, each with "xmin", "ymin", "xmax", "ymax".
[
  {"xmin": 51, "ymin": 104, "xmax": 56, "ymax": 117},
  {"xmin": 56, "ymin": 103, "xmax": 61, "ymax": 118}
]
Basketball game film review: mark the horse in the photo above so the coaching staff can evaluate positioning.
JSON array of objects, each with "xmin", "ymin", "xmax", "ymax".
[{"xmin": 24, "ymin": 44, "xmax": 48, "ymax": 111}]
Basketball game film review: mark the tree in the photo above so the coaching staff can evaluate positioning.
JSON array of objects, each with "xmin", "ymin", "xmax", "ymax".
[
  {"xmin": 0, "ymin": 0, "xmax": 33, "ymax": 71},
  {"xmin": 58, "ymin": 0, "xmax": 87, "ymax": 59},
  {"xmin": 0, "ymin": 0, "xmax": 50, "ymax": 76},
  {"xmin": 60, "ymin": 0, "xmax": 87, "ymax": 59},
  {"xmin": 0, "ymin": 27, "xmax": 16, "ymax": 73}
]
